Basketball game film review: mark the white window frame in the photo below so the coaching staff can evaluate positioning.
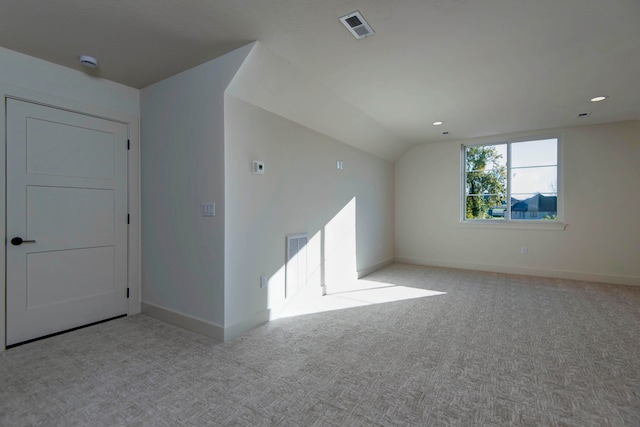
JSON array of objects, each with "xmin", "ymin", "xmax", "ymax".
[{"xmin": 460, "ymin": 135, "xmax": 565, "ymax": 230}]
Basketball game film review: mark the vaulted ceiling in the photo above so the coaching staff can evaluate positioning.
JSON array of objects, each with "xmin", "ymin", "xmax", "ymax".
[{"xmin": 1, "ymin": 0, "xmax": 639, "ymax": 148}]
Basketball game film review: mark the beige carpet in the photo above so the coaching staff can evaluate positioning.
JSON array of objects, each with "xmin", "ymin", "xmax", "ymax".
[{"xmin": 1, "ymin": 263, "xmax": 639, "ymax": 426}]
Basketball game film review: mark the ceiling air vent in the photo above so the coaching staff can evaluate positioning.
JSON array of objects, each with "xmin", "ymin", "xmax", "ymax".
[{"xmin": 339, "ymin": 10, "xmax": 375, "ymax": 39}]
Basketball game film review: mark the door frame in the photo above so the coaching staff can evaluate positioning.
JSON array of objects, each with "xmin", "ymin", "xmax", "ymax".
[{"xmin": 1, "ymin": 84, "xmax": 141, "ymax": 351}]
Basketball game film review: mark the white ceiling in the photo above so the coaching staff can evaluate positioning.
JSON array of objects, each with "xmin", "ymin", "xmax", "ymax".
[{"xmin": 1, "ymin": 0, "xmax": 639, "ymax": 147}]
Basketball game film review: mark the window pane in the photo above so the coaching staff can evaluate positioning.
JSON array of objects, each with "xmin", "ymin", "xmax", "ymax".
[
  {"xmin": 511, "ymin": 139, "xmax": 557, "ymax": 168},
  {"xmin": 511, "ymin": 166, "xmax": 557, "ymax": 195},
  {"xmin": 510, "ymin": 193, "xmax": 557, "ymax": 220},
  {"xmin": 465, "ymin": 170, "xmax": 507, "ymax": 195},
  {"xmin": 465, "ymin": 144, "xmax": 506, "ymax": 173},
  {"xmin": 465, "ymin": 144, "xmax": 507, "ymax": 220},
  {"xmin": 466, "ymin": 195, "xmax": 507, "ymax": 220},
  {"xmin": 463, "ymin": 138, "xmax": 559, "ymax": 222}
]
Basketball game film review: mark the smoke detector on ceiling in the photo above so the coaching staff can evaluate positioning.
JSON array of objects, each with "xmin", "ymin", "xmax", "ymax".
[
  {"xmin": 339, "ymin": 10, "xmax": 375, "ymax": 39},
  {"xmin": 79, "ymin": 55, "xmax": 98, "ymax": 68}
]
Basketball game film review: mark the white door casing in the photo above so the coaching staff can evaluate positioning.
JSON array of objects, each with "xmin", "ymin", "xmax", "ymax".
[{"xmin": 6, "ymin": 98, "xmax": 129, "ymax": 346}]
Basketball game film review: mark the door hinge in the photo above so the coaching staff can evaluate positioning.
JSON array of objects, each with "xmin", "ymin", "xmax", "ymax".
[
  {"xmin": 127, "ymin": 214, "xmax": 130, "ymax": 224},
  {"xmin": 127, "ymin": 139, "xmax": 130, "ymax": 150},
  {"xmin": 127, "ymin": 288, "xmax": 130, "ymax": 298}
]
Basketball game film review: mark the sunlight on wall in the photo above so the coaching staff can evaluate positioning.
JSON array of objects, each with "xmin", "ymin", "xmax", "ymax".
[
  {"xmin": 267, "ymin": 196, "xmax": 421, "ymax": 321},
  {"xmin": 324, "ymin": 197, "xmax": 357, "ymax": 293}
]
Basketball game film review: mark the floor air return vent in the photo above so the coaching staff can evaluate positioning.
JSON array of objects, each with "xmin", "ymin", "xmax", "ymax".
[{"xmin": 286, "ymin": 234, "xmax": 308, "ymax": 298}]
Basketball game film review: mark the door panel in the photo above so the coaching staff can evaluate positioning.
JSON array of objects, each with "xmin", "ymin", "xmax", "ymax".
[
  {"xmin": 26, "ymin": 117, "xmax": 115, "ymax": 179},
  {"xmin": 27, "ymin": 246, "xmax": 115, "ymax": 309},
  {"xmin": 6, "ymin": 98, "xmax": 128, "ymax": 346},
  {"xmin": 27, "ymin": 187, "xmax": 115, "ymax": 239}
]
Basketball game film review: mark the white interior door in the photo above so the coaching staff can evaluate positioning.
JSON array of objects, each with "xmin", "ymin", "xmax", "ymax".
[{"xmin": 6, "ymin": 98, "xmax": 129, "ymax": 346}]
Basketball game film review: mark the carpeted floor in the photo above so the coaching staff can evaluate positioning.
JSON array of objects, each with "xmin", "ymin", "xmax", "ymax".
[{"xmin": 1, "ymin": 263, "xmax": 639, "ymax": 426}]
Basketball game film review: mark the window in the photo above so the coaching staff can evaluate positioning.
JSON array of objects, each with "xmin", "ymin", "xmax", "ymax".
[{"xmin": 463, "ymin": 137, "xmax": 560, "ymax": 222}]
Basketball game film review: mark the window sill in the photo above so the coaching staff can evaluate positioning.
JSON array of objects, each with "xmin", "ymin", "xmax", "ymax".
[{"xmin": 459, "ymin": 220, "xmax": 567, "ymax": 231}]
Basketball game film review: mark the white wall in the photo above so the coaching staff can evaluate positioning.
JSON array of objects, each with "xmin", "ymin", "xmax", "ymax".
[
  {"xmin": 140, "ymin": 44, "xmax": 253, "ymax": 330},
  {"xmin": 0, "ymin": 47, "xmax": 139, "ymax": 116},
  {"xmin": 0, "ymin": 47, "xmax": 141, "ymax": 350},
  {"xmin": 140, "ymin": 41, "xmax": 396, "ymax": 340},
  {"xmin": 396, "ymin": 120, "xmax": 640, "ymax": 286},
  {"xmin": 224, "ymin": 95, "xmax": 395, "ymax": 332}
]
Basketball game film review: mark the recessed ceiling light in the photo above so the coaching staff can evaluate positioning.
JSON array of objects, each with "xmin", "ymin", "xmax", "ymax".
[
  {"xmin": 433, "ymin": 121, "xmax": 444, "ymax": 126},
  {"xmin": 590, "ymin": 96, "xmax": 608, "ymax": 102}
]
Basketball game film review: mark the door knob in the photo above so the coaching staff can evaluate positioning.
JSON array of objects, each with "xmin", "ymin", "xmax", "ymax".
[{"xmin": 10, "ymin": 237, "xmax": 36, "ymax": 246}]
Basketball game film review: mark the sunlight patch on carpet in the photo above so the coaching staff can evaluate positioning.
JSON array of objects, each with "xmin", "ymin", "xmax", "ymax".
[{"xmin": 274, "ymin": 280, "xmax": 446, "ymax": 319}]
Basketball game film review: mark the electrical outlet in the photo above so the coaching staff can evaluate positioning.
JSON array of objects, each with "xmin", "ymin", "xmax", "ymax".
[
  {"xmin": 260, "ymin": 275, "xmax": 267, "ymax": 288},
  {"xmin": 521, "ymin": 247, "xmax": 528, "ymax": 255}
]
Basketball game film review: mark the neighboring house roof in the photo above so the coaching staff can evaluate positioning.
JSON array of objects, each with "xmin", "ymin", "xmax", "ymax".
[{"xmin": 511, "ymin": 194, "xmax": 557, "ymax": 212}]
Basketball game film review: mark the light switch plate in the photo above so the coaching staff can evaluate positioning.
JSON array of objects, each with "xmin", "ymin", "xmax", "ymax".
[
  {"xmin": 202, "ymin": 203, "xmax": 215, "ymax": 217},
  {"xmin": 253, "ymin": 160, "xmax": 265, "ymax": 175}
]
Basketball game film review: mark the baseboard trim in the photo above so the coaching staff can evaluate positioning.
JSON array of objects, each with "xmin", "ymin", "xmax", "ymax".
[
  {"xmin": 358, "ymin": 258, "xmax": 395, "ymax": 279},
  {"xmin": 141, "ymin": 302, "xmax": 224, "ymax": 341},
  {"xmin": 394, "ymin": 257, "xmax": 640, "ymax": 287},
  {"xmin": 224, "ymin": 309, "xmax": 270, "ymax": 342}
]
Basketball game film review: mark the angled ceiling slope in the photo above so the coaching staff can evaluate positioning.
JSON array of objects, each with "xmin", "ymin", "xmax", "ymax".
[{"xmin": 226, "ymin": 43, "xmax": 411, "ymax": 161}]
